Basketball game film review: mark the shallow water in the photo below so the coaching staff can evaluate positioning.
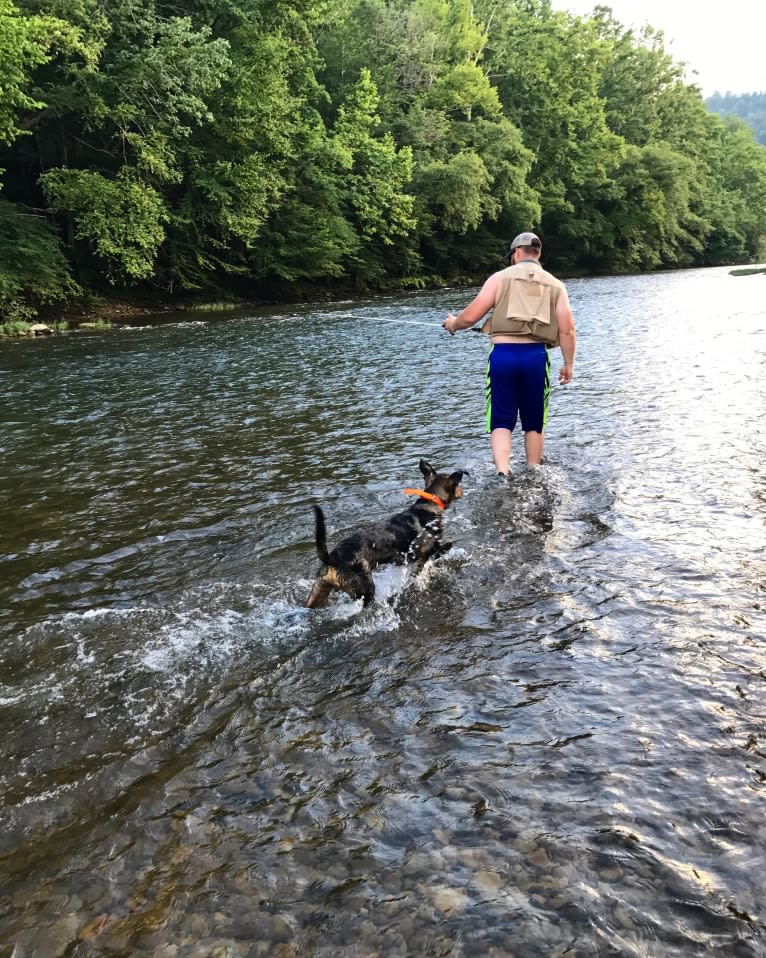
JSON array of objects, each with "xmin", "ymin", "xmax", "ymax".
[{"xmin": 1, "ymin": 267, "xmax": 765, "ymax": 956}]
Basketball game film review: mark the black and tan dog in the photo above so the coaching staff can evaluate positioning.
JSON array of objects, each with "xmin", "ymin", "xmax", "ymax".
[{"xmin": 306, "ymin": 459, "xmax": 465, "ymax": 608}]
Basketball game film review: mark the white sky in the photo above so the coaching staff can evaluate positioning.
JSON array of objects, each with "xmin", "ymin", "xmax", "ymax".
[{"xmin": 552, "ymin": 0, "xmax": 766, "ymax": 97}]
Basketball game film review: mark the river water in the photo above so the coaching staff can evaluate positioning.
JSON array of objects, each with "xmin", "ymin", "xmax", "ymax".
[{"xmin": 1, "ymin": 267, "xmax": 764, "ymax": 957}]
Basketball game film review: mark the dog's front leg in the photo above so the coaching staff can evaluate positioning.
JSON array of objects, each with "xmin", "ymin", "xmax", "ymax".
[
  {"xmin": 356, "ymin": 573, "xmax": 376, "ymax": 607},
  {"xmin": 429, "ymin": 540, "xmax": 453, "ymax": 561},
  {"xmin": 410, "ymin": 528, "xmax": 438, "ymax": 564}
]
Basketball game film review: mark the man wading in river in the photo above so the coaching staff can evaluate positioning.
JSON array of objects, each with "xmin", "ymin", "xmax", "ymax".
[{"xmin": 442, "ymin": 232, "xmax": 576, "ymax": 477}]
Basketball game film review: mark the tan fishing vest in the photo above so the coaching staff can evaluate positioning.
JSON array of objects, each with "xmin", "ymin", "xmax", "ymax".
[{"xmin": 483, "ymin": 260, "xmax": 563, "ymax": 346}]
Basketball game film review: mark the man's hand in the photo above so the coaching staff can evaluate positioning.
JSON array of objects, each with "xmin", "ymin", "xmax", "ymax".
[
  {"xmin": 559, "ymin": 364, "xmax": 573, "ymax": 385},
  {"xmin": 442, "ymin": 312, "xmax": 457, "ymax": 335}
]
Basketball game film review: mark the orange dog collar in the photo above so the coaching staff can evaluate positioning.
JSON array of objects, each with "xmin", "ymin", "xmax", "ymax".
[{"xmin": 403, "ymin": 488, "xmax": 446, "ymax": 510}]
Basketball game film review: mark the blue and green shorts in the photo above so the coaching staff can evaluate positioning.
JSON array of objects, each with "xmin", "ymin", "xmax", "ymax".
[{"xmin": 485, "ymin": 343, "xmax": 550, "ymax": 434}]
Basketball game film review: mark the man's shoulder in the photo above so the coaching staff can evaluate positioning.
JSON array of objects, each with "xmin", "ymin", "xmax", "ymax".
[
  {"xmin": 497, "ymin": 263, "xmax": 525, "ymax": 280},
  {"xmin": 500, "ymin": 261, "xmax": 562, "ymax": 282}
]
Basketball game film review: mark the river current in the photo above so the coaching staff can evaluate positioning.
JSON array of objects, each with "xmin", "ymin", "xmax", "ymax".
[{"xmin": 1, "ymin": 266, "xmax": 765, "ymax": 956}]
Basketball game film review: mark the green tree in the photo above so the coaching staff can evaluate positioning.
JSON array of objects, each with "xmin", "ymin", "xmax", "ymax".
[
  {"xmin": 0, "ymin": 199, "xmax": 79, "ymax": 320},
  {"xmin": 596, "ymin": 143, "xmax": 700, "ymax": 270},
  {"xmin": 42, "ymin": 167, "xmax": 167, "ymax": 280},
  {"xmin": 332, "ymin": 69, "xmax": 415, "ymax": 246},
  {"xmin": 0, "ymin": 0, "xmax": 81, "ymax": 317},
  {"xmin": 160, "ymin": 17, "xmax": 309, "ymax": 288},
  {"xmin": 318, "ymin": 0, "xmax": 537, "ymax": 278},
  {"xmin": 593, "ymin": 9, "xmax": 684, "ymax": 147},
  {"xmin": 31, "ymin": 2, "xmax": 232, "ymax": 284},
  {"xmin": 700, "ymin": 114, "xmax": 766, "ymax": 263},
  {"xmin": 0, "ymin": 0, "xmax": 49, "ymax": 148},
  {"xmin": 707, "ymin": 91, "xmax": 766, "ymax": 147},
  {"xmin": 251, "ymin": 68, "xmax": 416, "ymax": 288},
  {"xmin": 587, "ymin": 8, "xmax": 766, "ymax": 266},
  {"xmin": 476, "ymin": 0, "xmax": 623, "ymax": 265}
]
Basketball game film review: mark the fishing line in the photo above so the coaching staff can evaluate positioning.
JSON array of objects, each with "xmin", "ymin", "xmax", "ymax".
[
  {"xmin": 341, "ymin": 314, "xmax": 484, "ymax": 333},
  {"xmin": 341, "ymin": 314, "xmax": 443, "ymax": 329}
]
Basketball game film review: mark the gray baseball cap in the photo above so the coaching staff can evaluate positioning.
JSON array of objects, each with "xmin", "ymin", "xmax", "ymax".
[{"xmin": 509, "ymin": 231, "xmax": 541, "ymax": 251}]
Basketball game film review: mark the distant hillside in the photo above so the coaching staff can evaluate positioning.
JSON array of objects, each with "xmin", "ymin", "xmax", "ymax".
[{"xmin": 706, "ymin": 92, "xmax": 766, "ymax": 146}]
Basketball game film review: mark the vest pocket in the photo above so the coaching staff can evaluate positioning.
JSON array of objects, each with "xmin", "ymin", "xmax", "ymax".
[{"xmin": 501, "ymin": 280, "xmax": 552, "ymax": 326}]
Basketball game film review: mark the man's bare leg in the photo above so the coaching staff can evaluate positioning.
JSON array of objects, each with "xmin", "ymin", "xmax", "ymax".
[
  {"xmin": 524, "ymin": 430, "xmax": 544, "ymax": 466},
  {"xmin": 491, "ymin": 428, "xmax": 512, "ymax": 475}
]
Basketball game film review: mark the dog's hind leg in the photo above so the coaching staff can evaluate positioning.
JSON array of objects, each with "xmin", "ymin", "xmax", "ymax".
[{"xmin": 306, "ymin": 568, "xmax": 339, "ymax": 608}]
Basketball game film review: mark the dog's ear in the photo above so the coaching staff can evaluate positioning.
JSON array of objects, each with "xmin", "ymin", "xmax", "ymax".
[
  {"xmin": 419, "ymin": 459, "xmax": 436, "ymax": 482},
  {"xmin": 450, "ymin": 470, "xmax": 464, "ymax": 484}
]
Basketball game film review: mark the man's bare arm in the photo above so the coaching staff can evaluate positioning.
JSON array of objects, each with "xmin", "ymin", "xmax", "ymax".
[
  {"xmin": 557, "ymin": 288, "xmax": 576, "ymax": 384},
  {"xmin": 443, "ymin": 274, "xmax": 501, "ymax": 334}
]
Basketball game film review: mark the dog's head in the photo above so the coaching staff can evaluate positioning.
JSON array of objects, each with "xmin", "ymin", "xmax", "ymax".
[{"xmin": 419, "ymin": 458, "xmax": 465, "ymax": 508}]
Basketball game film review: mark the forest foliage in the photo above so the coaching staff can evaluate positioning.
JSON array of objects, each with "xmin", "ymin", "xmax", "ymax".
[
  {"xmin": 706, "ymin": 91, "xmax": 766, "ymax": 148},
  {"xmin": 1, "ymin": 0, "xmax": 766, "ymax": 320}
]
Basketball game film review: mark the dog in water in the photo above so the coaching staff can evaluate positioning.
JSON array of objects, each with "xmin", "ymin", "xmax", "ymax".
[{"xmin": 306, "ymin": 459, "xmax": 465, "ymax": 608}]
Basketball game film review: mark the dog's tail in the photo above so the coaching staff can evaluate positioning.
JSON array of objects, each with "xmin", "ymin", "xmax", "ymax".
[{"xmin": 312, "ymin": 505, "xmax": 331, "ymax": 565}]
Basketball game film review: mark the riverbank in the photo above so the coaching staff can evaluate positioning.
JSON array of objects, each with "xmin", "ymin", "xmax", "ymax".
[
  {"xmin": 0, "ymin": 276, "xmax": 455, "ymax": 338},
  {"xmin": 5, "ymin": 262, "xmax": 760, "ymax": 339},
  {"xmin": 1, "ymin": 270, "xmax": 456, "ymax": 337},
  {"xmin": 0, "ymin": 295, "xmax": 256, "ymax": 338}
]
